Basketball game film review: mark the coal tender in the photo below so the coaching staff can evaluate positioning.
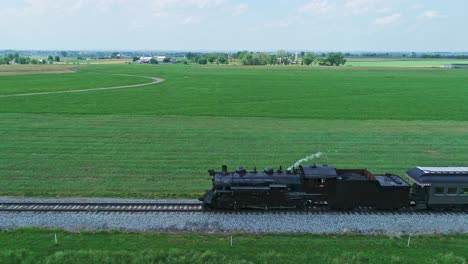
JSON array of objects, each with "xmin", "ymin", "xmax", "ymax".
[{"xmin": 200, "ymin": 164, "xmax": 411, "ymax": 210}]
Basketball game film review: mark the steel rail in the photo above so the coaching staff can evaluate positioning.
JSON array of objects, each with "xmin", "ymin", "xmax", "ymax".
[{"xmin": 0, "ymin": 202, "xmax": 203, "ymax": 212}]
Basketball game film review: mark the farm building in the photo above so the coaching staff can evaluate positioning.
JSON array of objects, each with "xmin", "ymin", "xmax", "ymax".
[
  {"xmin": 443, "ymin": 64, "xmax": 468, "ymax": 69},
  {"xmin": 156, "ymin": 56, "xmax": 166, "ymax": 63},
  {"xmin": 138, "ymin": 57, "xmax": 153, "ymax": 64}
]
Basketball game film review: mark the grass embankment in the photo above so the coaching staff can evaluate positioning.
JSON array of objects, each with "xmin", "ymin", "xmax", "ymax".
[
  {"xmin": 1, "ymin": 64, "xmax": 468, "ymax": 197},
  {"xmin": 1, "ymin": 229, "xmax": 467, "ymax": 263}
]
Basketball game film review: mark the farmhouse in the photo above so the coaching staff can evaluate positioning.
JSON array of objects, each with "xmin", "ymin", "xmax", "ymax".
[
  {"xmin": 156, "ymin": 56, "xmax": 166, "ymax": 62},
  {"xmin": 138, "ymin": 56, "xmax": 153, "ymax": 64},
  {"xmin": 443, "ymin": 64, "xmax": 468, "ymax": 69}
]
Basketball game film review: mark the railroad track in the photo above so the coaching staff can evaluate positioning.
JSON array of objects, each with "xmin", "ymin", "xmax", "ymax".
[
  {"xmin": 0, "ymin": 202, "xmax": 466, "ymax": 215},
  {"xmin": 0, "ymin": 202, "xmax": 203, "ymax": 213}
]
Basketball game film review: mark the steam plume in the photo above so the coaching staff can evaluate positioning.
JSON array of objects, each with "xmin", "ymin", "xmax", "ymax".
[{"xmin": 287, "ymin": 152, "xmax": 323, "ymax": 170}]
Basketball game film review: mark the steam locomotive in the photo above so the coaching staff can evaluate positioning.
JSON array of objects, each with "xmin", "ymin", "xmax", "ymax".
[{"xmin": 200, "ymin": 164, "xmax": 468, "ymax": 210}]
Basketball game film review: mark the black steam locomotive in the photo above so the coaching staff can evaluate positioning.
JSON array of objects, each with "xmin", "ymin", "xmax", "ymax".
[{"xmin": 200, "ymin": 164, "xmax": 468, "ymax": 210}]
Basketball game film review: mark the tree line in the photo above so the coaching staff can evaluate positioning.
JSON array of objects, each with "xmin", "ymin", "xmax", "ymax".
[
  {"xmin": 184, "ymin": 50, "xmax": 346, "ymax": 66},
  {"xmin": 0, "ymin": 53, "xmax": 61, "ymax": 65}
]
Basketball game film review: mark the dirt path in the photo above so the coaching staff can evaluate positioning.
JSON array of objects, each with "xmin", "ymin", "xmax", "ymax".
[{"xmin": 0, "ymin": 74, "xmax": 165, "ymax": 98}]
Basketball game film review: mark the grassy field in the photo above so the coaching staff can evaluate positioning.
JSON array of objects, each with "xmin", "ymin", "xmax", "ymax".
[
  {"xmin": 1, "ymin": 64, "xmax": 468, "ymax": 197},
  {"xmin": 0, "ymin": 65, "xmax": 76, "ymax": 75},
  {"xmin": 345, "ymin": 58, "xmax": 468, "ymax": 67},
  {"xmin": 0, "ymin": 229, "xmax": 467, "ymax": 263}
]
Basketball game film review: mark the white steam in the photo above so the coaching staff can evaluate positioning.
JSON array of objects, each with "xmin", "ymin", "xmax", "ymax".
[{"xmin": 287, "ymin": 152, "xmax": 323, "ymax": 170}]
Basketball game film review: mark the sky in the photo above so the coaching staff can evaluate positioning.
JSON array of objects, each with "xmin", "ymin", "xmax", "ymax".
[{"xmin": 1, "ymin": 0, "xmax": 466, "ymax": 51}]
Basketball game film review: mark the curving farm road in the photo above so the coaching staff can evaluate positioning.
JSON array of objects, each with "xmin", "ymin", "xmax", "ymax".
[{"xmin": 0, "ymin": 74, "xmax": 164, "ymax": 98}]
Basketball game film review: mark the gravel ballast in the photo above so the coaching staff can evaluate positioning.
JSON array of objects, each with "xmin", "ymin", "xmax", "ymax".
[{"xmin": 0, "ymin": 198, "xmax": 467, "ymax": 234}]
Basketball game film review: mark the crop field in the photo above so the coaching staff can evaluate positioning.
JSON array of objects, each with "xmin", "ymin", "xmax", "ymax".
[
  {"xmin": 1, "ymin": 64, "xmax": 468, "ymax": 197},
  {"xmin": 345, "ymin": 58, "xmax": 468, "ymax": 67},
  {"xmin": 1, "ymin": 229, "xmax": 467, "ymax": 263},
  {"xmin": 0, "ymin": 65, "xmax": 76, "ymax": 75}
]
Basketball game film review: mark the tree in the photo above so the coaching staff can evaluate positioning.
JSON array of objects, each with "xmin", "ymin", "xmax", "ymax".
[
  {"xmin": 132, "ymin": 57, "xmax": 139, "ymax": 62},
  {"xmin": 61, "ymin": 51, "xmax": 68, "ymax": 57},
  {"xmin": 111, "ymin": 52, "xmax": 120, "ymax": 59},
  {"xmin": 31, "ymin": 59, "xmax": 39, "ymax": 64},
  {"xmin": 300, "ymin": 51, "xmax": 305, "ymax": 65},
  {"xmin": 326, "ymin": 52, "xmax": 346, "ymax": 66},
  {"xmin": 149, "ymin": 58, "xmax": 158, "ymax": 64},
  {"xmin": 54, "ymin": 56, "xmax": 61, "ymax": 62},
  {"xmin": 303, "ymin": 53, "xmax": 316, "ymax": 66},
  {"xmin": 206, "ymin": 54, "xmax": 217, "ymax": 63},
  {"xmin": 198, "ymin": 58, "xmax": 208, "ymax": 65},
  {"xmin": 163, "ymin": 57, "xmax": 171, "ymax": 63},
  {"xmin": 18, "ymin": 57, "xmax": 29, "ymax": 64},
  {"xmin": 13, "ymin": 53, "xmax": 20, "ymax": 64},
  {"xmin": 276, "ymin": 50, "xmax": 290, "ymax": 65},
  {"xmin": 218, "ymin": 56, "xmax": 228, "ymax": 64}
]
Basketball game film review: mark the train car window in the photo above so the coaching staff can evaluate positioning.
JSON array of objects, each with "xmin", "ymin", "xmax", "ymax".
[
  {"xmin": 434, "ymin": 187, "xmax": 444, "ymax": 195},
  {"xmin": 462, "ymin": 188, "xmax": 468, "ymax": 195},
  {"xmin": 447, "ymin": 188, "xmax": 457, "ymax": 195}
]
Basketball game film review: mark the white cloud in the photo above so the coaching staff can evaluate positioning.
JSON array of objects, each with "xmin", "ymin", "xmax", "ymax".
[
  {"xmin": 232, "ymin": 3, "xmax": 248, "ymax": 16},
  {"xmin": 418, "ymin": 10, "xmax": 447, "ymax": 20},
  {"xmin": 344, "ymin": 0, "xmax": 385, "ymax": 14},
  {"xmin": 180, "ymin": 16, "xmax": 201, "ymax": 25},
  {"xmin": 249, "ymin": 16, "xmax": 302, "ymax": 31},
  {"xmin": 299, "ymin": 0, "xmax": 336, "ymax": 15},
  {"xmin": 374, "ymin": 13, "xmax": 401, "ymax": 25},
  {"xmin": 152, "ymin": 0, "xmax": 225, "ymax": 17}
]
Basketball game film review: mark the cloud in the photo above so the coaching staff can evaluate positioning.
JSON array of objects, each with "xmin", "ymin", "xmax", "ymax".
[
  {"xmin": 299, "ymin": 0, "xmax": 336, "ymax": 15},
  {"xmin": 374, "ymin": 13, "xmax": 401, "ymax": 25},
  {"xmin": 232, "ymin": 3, "xmax": 248, "ymax": 16},
  {"xmin": 180, "ymin": 16, "xmax": 201, "ymax": 25},
  {"xmin": 344, "ymin": 0, "xmax": 385, "ymax": 14},
  {"xmin": 152, "ymin": 0, "xmax": 225, "ymax": 17},
  {"xmin": 418, "ymin": 10, "xmax": 447, "ymax": 20},
  {"xmin": 249, "ymin": 16, "xmax": 302, "ymax": 31}
]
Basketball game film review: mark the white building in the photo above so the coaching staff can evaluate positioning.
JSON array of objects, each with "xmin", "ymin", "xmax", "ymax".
[{"xmin": 138, "ymin": 56, "xmax": 153, "ymax": 64}]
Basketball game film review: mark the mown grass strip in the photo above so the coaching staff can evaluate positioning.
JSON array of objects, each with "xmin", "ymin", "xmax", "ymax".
[{"xmin": 0, "ymin": 229, "xmax": 467, "ymax": 263}]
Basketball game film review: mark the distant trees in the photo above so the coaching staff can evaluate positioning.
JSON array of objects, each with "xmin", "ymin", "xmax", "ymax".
[
  {"xmin": 198, "ymin": 58, "xmax": 208, "ymax": 65},
  {"xmin": 303, "ymin": 53, "xmax": 316, "ymax": 66},
  {"xmin": 54, "ymin": 56, "xmax": 61, "ymax": 62},
  {"xmin": 61, "ymin": 51, "xmax": 68, "ymax": 57},
  {"xmin": 149, "ymin": 58, "xmax": 158, "ymax": 64},
  {"xmin": 111, "ymin": 52, "xmax": 120, "ymax": 59},
  {"xmin": 0, "ymin": 53, "xmax": 39, "ymax": 65},
  {"xmin": 186, "ymin": 53, "xmax": 229, "ymax": 65},
  {"xmin": 163, "ymin": 57, "xmax": 171, "ymax": 63}
]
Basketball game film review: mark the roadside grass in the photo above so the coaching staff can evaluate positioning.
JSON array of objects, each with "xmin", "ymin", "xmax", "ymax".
[
  {"xmin": 1, "ymin": 113, "xmax": 467, "ymax": 198},
  {"xmin": 0, "ymin": 229, "xmax": 467, "ymax": 263}
]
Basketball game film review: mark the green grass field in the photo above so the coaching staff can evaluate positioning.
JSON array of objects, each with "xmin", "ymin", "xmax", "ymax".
[
  {"xmin": 1, "ymin": 229, "xmax": 467, "ymax": 263},
  {"xmin": 345, "ymin": 58, "xmax": 468, "ymax": 67},
  {"xmin": 1, "ymin": 64, "xmax": 468, "ymax": 197}
]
